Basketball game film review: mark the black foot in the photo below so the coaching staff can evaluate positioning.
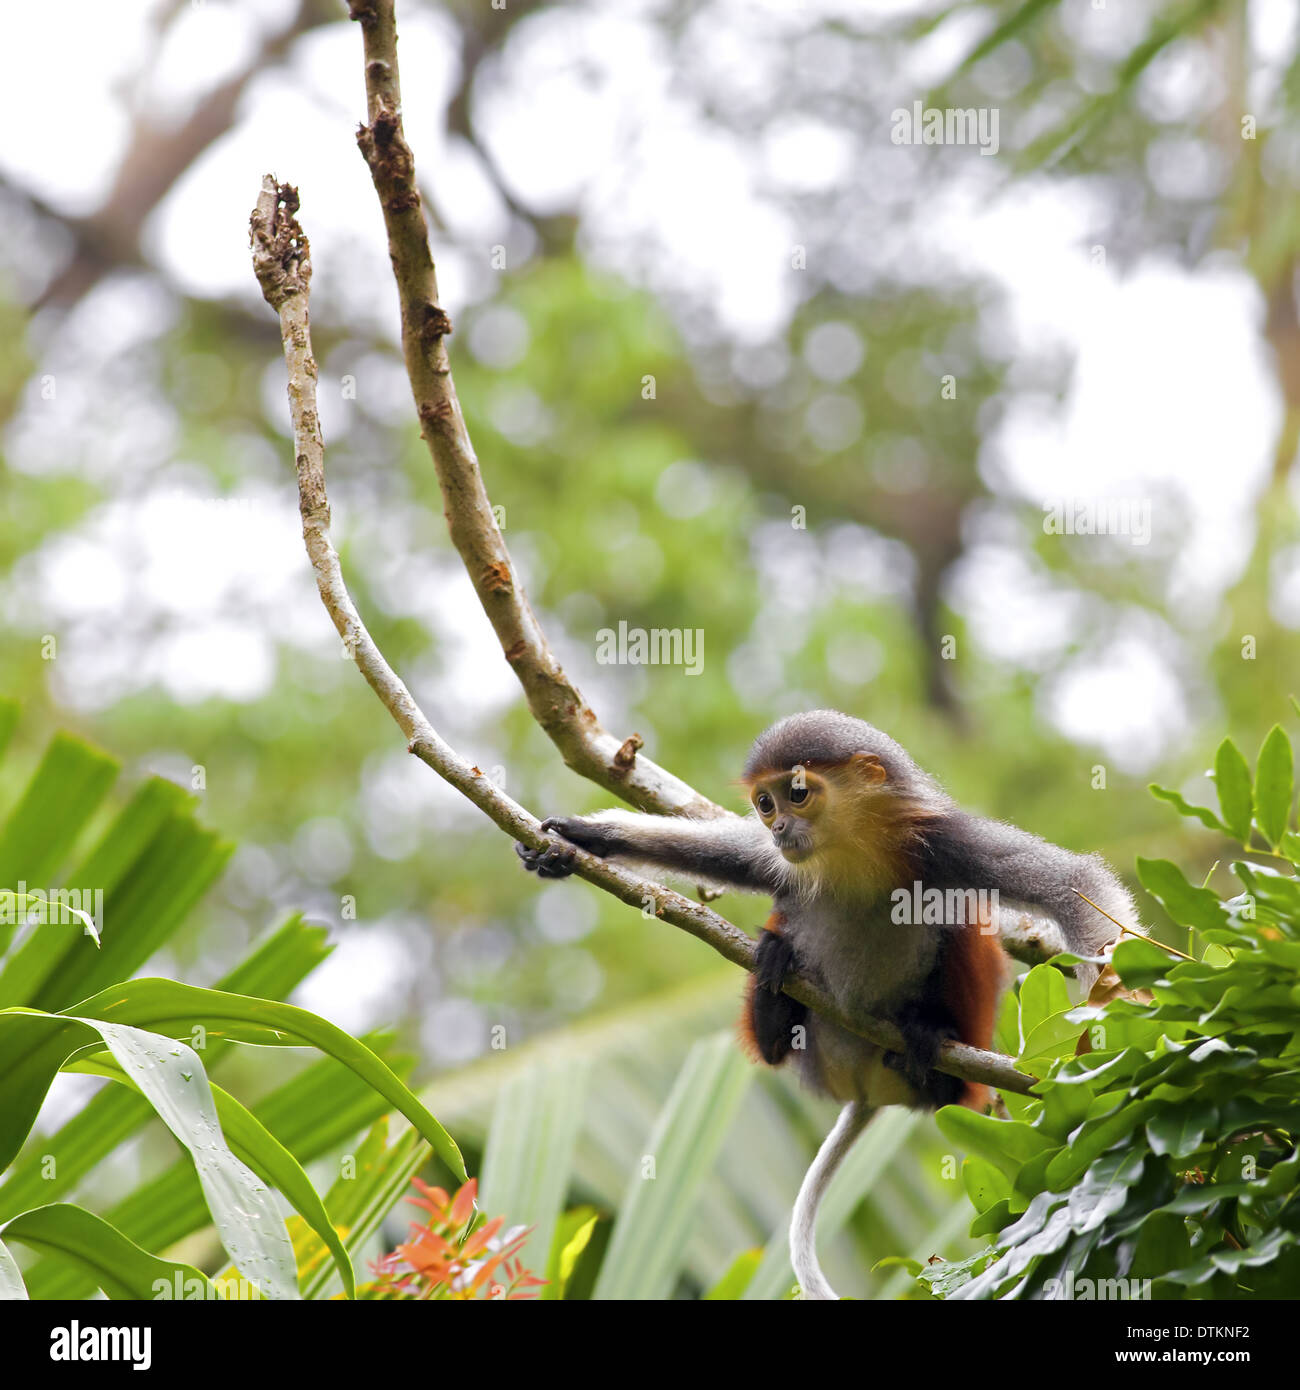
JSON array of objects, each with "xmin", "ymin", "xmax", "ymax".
[{"xmin": 754, "ymin": 928, "xmax": 798, "ymax": 993}]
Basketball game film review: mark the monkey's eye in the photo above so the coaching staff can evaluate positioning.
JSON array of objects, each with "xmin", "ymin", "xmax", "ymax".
[
  {"xmin": 787, "ymin": 785, "xmax": 809, "ymax": 805},
  {"xmin": 756, "ymin": 792, "xmax": 775, "ymax": 816}
]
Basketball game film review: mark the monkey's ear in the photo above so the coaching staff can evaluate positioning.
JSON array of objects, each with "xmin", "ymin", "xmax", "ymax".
[{"xmin": 849, "ymin": 752, "xmax": 887, "ymax": 786}]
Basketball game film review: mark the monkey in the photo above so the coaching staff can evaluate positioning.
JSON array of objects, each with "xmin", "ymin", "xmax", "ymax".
[{"xmin": 515, "ymin": 710, "xmax": 1140, "ymax": 1299}]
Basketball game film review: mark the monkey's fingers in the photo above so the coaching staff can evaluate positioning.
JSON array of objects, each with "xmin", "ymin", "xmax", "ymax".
[
  {"xmin": 539, "ymin": 816, "xmax": 620, "ymax": 857},
  {"xmin": 514, "ymin": 839, "xmax": 578, "ymax": 879}
]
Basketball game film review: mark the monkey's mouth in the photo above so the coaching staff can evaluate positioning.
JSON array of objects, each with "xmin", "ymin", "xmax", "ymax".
[{"xmin": 774, "ymin": 835, "xmax": 815, "ymax": 863}]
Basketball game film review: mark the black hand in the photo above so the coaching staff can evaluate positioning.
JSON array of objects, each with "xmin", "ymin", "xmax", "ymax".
[
  {"xmin": 514, "ymin": 837, "xmax": 577, "ymax": 879},
  {"xmin": 538, "ymin": 816, "xmax": 624, "ymax": 857}
]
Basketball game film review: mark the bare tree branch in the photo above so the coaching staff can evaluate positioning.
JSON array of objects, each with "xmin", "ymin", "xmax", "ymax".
[
  {"xmin": 248, "ymin": 174, "xmax": 1037, "ymax": 1099},
  {"xmin": 344, "ymin": 0, "xmax": 726, "ymax": 820}
]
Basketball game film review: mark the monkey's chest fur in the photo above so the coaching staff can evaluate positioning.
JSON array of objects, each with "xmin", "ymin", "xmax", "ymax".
[{"xmin": 775, "ymin": 888, "xmax": 945, "ymax": 1108}]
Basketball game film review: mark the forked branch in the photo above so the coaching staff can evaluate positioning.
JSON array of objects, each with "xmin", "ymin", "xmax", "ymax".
[{"xmin": 248, "ymin": 174, "xmax": 1036, "ymax": 1098}]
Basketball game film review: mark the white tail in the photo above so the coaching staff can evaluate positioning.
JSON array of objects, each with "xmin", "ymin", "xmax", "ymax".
[{"xmin": 789, "ymin": 1101, "xmax": 874, "ymax": 1300}]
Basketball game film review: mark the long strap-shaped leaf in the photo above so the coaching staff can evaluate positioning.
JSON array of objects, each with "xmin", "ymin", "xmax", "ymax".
[
  {"xmin": 67, "ymin": 1053, "xmax": 355, "ymax": 1299},
  {"xmin": 594, "ymin": 1034, "xmax": 752, "ymax": 1300},
  {"xmin": 0, "ymin": 977, "xmax": 464, "ymax": 1182},
  {"xmin": 1, "ymin": 1204, "xmax": 216, "ymax": 1301},
  {"xmin": 0, "ymin": 1009, "xmax": 298, "ymax": 1299}
]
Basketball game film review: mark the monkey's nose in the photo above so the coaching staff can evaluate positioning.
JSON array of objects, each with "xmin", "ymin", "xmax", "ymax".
[{"xmin": 772, "ymin": 817, "xmax": 789, "ymax": 836}]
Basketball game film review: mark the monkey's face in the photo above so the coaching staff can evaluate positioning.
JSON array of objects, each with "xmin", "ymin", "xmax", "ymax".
[
  {"xmin": 748, "ymin": 770, "xmax": 829, "ymax": 863},
  {"xmin": 749, "ymin": 754, "xmax": 893, "ymax": 874}
]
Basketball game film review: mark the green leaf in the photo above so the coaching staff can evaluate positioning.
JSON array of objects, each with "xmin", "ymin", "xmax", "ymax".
[
  {"xmin": 1136, "ymin": 857, "xmax": 1228, "ymax": 933},
  {"xmin": 67, "ymin": 1018, "xmax": 298, "ymax": 1300},
  {"xmin": 962, "ymin": 1155, "xmax": 1012, "ymax": 1215},
  {"xmin": 1, "ymin": 1204, "xmax": 214, "ymax": 1301},
  {"xmin": 548, "ymin": 1207, "xmax": 599, "ymax": 1300},
  {"xmin": 1254, "ymin": 725, "xmax": 1295, "ymax": 849},
  {"xmin": 1017, "ymin": 964, "xmax": 1072, "ymax": 1040},
  {"xmin": 0, "ymin": 1004, "xmax": 312, "ymax": 1300},
  {"xmin": 69, "ymin": 1052, "xmax": 354, "ymax": 1298},
  {"xmin": 0, "ymin": 735, "xmax": 119, "ymax": 941},
  {"xmin": 934, "ymin": 1107, "xmax": 1054, "ymax": 1183},
  {"xmin": 1149, "ymin": 783, "xmax": 1226, "ymax": 834},
  {"xmin": 1144, "ymin": 1101, "xmax": 1216, "ymax": 1159},
  {"xmin": 593, "ymin": 1034, "xmax": 751, "ymax": 1300},
  {"xmin": 479, "ymin": 1057, "xmax": 590, "ymax": 1295},
  {"xmin": 55, "ymin": 977, "xmax": 464, "ymax": 1181},
  {"xmin": 0, "ymin": 915, "xmax": 331, "ymax": 1226},
  {"xmin": 0, "ymin": 1236, "xmax": 27, "ymax": 1299},
  {"xmin": 1213, "ymin": 739, "xmax": 1254, "ymax": 842},
  {"xmin": 1110, "ymin": 935, "xmax": 1179, "ymax": 989},
  {"xmin": 704, "ymin": 1247, "xmax": 760, "ymax": 1300}
]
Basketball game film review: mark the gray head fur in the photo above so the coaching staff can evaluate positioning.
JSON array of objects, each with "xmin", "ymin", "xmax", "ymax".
[{"xmin": 743, "ymin": 710, "xmax": 946, "ymax": 804}]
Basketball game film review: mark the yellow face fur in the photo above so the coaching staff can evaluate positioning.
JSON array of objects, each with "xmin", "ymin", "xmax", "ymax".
[{"xmin": 747, "ymin": 754, "xmax": 904, "ymax": 893}]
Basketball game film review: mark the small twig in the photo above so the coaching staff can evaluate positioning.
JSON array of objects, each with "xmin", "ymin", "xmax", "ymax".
[
  {"xmin": 248, "ymin": 175, "xmax": 1036, "ymax": 1100},
  {"xmin": 1070, "ymin": 887, "xmax": 1196, "ymax": 962}
]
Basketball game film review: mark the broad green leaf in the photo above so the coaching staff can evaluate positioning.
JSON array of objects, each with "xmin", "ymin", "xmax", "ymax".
[
  {"xmin": 0, "ymin": 1236, "xmax": 26, "ymax": 1299},
  {"xmin": 72, "ymin": 1018, "xmax": 297, "ymax": 1300},
  {"xmin": 69, "ymin": 1052, "xmax": 354, "ymax": 1298},
  {"xmin": 934, "ymin": 1107, "xmax": 1054, "ymax": 1182},
  {"xmin": 1110, "ymin": 934, "xmax": 1179, "ymax": 989},
  {"xmin": 26, "ymin": 1031, "xmax": 417, "ymax": 1299},
  {"xmin": 594, "ymin": 1034, "xmax": 751, "ymax": 1300},
  {"xmin": 52, "ymin": 977, "xmax": 464, "ymax": 1180},
  {"xmin": 1145, "ymin": 1101, "xmax": 1216, "ymax": 1159},
  {"xmin": 1136, "ymin": 857, "xmax": 1228, "ymax": 933},
  {"xmin": 0, "ymin": 1006, "xmax": 298, "ymax": 1298},
  {"xmin": 1212, "ymin": 739, "xmax": 1254, "ymax": 842},
  {"xmin": 1254, "ymin": 725, "xmax": 1295, "ymax": 849},
  {"xmin": 1017, "ymin": 964, "xmax": 1072, "ymax": 1041},
  {"xmin": 962, "ymin": 1155, "xmax": 1012, "ymax": 1215},
  {"xmin": 0, "ymin": 915, "xmax": 330, "ymax": 1224},
  {"xmin": 1, "ymin": 1204, "xmax": 214, "ymax": 1301}
]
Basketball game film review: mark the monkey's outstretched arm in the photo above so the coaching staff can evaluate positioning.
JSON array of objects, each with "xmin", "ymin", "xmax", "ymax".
[
  {"xmin": 920, "ymin": 812, "xmax": 1141, "ymax": 982},
  {"xmin": 516, "ymin": 810, "xmax": 786, "ymax": 895}
]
